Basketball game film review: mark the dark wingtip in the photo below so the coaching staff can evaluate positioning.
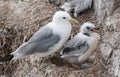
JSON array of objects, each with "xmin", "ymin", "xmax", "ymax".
[
  {"xmin": 63, "ymin": 47, "xmax": 71, "ymax": 54},
  {"xmin": 58, "ymin": 7, "xmax": 66, "ymax": 11},
  {"xmin": 0, "ymin": 54, "xmax": 14, "ymax": 62}
]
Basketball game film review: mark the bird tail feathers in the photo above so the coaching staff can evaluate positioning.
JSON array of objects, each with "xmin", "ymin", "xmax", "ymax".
[{"xmin": 0, "ymin": 54, "xmax": 14, "ymax": 62}]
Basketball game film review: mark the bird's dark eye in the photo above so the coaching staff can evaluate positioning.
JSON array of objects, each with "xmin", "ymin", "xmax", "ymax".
[
  {"xmin": 87, "ymin": 26, "xmax": 90, "ymax": 29},
  {"xmin": 63, "ymin": 17, "xmax": 66, "ymax": 19}
]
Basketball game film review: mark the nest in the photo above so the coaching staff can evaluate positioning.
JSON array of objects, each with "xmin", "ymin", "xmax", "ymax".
[{"xmin": 0, "ymin": 0, "xmax": 110, "ymax": 77}]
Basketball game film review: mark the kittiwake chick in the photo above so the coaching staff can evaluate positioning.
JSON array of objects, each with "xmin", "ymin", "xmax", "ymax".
[{"xmin": 61, "ymin": 22, "xmax": 100, "ymax": 64}]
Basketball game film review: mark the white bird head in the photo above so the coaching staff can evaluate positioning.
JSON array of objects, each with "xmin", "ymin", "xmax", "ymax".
[
  {"xmin": 80, "ymin": 22, "xmax": 96, "ymax": 34},
  {"xmin": 53, "ymin": 11, "xmax": 78, "ymax": 24}
]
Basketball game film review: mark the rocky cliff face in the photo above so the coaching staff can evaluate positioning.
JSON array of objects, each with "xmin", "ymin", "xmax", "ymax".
[
  {"xmin": 0, "ymin": 0, "xmax": 119, "ymax": 77},
  {"xmin": 95, "ymin": 0, "xmax": 120, "ymax": 77}
]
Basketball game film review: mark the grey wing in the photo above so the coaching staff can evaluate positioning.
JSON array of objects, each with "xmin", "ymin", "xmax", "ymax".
[
  {"xmin": 61, "ymin": 35, "xmax": 89, "ymax": 56},
  {"xmin": 64, "ymin": 34, "xmax": 85, "ymax": 47},
  {"xmin": 13, "ymin": 27, "xmax": 61, "ymax": 57}
]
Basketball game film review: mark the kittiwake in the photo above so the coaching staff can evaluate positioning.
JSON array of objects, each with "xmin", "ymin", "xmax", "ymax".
[
  {"xmin": 0, "ymin": 11, "xmax": 78, "ymax": 62},
  {"xmin": 61, "ymin": 22, "xmax": 100, "ymax": 64}
]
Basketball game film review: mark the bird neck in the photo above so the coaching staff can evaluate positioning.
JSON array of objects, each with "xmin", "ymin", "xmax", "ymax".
[
  {"xmin": 83, "ymin": 33, "xmax": 90, "ymax": 36},
  {"xmin": 83, "ymin": 32, "xmax": 100, "ymax": 40},
  {"xmin": 82, "ymin": 31, "xmax": 94, "ymax": 37}
]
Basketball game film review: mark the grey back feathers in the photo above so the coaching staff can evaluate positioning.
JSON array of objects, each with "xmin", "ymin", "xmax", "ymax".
[
  {"xmin": 61, "ymin": 33, "xmax": 89, "ymax": 57},
  {"xmin": 13, "ymin": 27, "xmax": 61, "ymax": 58},
  {"xmin": 62, "ymin": 41, "xmax": 89, "ymax": 57},
  {"xmin": 28, "ymin": 27, "xmax": 61, "ymax": 53}
]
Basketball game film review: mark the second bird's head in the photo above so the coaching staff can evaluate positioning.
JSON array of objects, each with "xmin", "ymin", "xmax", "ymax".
[
  {"xmin": 80, "ymin": 22, "xmax": 97, "ymax": 34},
  {"xmin": 53, "ymin": 11, "xmax": 78, "ymax": 24}
]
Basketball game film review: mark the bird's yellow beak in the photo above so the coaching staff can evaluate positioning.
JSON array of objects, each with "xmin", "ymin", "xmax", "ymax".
[{"xmin": 69, "ymin": 18, "xmax": 79, "ymax": 24}]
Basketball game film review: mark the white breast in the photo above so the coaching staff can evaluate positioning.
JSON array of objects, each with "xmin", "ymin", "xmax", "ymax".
[
  {"xmin": 51, "ymin": 22, "xmax": 72, "ymax": 51},
  {"xmin": 88, "ymin": 33, "xmax": 100, "ymax": 51},
  {"xmin": 78, "ymin": 33, "xmax": 100, "ymax": 63}
]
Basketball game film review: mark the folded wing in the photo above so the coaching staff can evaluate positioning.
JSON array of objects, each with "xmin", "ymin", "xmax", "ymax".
[
  {"xmin": 61, "ymin": 33, "xmax": 89, "ymax": 57},
  {"xmin": 12, "ymin": 26, "xmax": 61, "ymax": 59}
]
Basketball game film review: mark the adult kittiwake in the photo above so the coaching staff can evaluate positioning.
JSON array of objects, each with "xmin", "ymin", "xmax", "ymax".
[
  {"xmin": 0, "ymin": 11, "xmax": 78, "ymax": 62},
  {"xmin": 61, "ymin": 22, "xmax": 100, "ymax": 64}
]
